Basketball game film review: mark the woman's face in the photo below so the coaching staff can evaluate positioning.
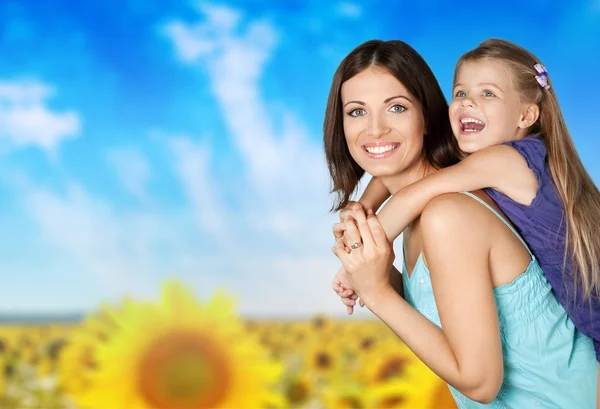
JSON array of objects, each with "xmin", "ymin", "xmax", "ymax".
[{"xmin": 341, "ymin": 66, "xmax": 426, "ymax": 179}]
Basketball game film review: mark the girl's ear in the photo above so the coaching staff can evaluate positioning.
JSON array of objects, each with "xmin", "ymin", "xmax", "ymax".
[{"xmin": 518, "ymin": 103, "xmax": 540, "ymax": 129}]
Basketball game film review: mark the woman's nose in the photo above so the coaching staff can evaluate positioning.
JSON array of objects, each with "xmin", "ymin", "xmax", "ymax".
[{"xmin": 367, "ymin": 115, "xmax": 390, "ymax": 138}]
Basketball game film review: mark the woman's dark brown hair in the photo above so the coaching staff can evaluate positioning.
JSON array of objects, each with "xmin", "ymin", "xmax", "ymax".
[{"xmin": 323, "ymin": 39, "xmax": 459, "ymax": 211}]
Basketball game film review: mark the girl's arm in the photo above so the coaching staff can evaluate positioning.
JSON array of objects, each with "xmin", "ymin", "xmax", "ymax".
[
  {"xmin": 357, "ymin": 176, "xmax": 390, "ymax": 214},
  {"xmin": 377, "ymin": 144, "xmax": 537, "ymax": 242},
  {"xmin": 338, "ymin": 177, "xmax": 390, "ymax": 226},
  {"xmin": 367, "ymin": 194, "xmax": 503, "ymax": 403}
]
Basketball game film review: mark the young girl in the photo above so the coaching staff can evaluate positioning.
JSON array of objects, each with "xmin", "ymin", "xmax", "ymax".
[{"xmin": 335, "ymin": 38, "xmax": 600, "ymax": 401}]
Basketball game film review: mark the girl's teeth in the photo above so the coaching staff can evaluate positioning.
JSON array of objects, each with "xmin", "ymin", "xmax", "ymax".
[
  {"xmin": 460, "ymin": 118, "xmax": 486, "ymax": 132},
  {"xmin": 460, "ymin": 118, "xmax": 484, "ymax": 125}
]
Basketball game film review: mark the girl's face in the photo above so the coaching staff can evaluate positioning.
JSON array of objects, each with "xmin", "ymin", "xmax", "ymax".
[
  {"xmin": 449, "ymin": 59, "xmax": 529, "ymax": 153},
  {"xmin": 341, "ymin": 66, "xmax": 426, "ymax": 179}
]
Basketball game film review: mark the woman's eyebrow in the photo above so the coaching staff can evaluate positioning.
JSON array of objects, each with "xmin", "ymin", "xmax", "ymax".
[
  {"xmin": 344, "ymin": 94, "xmax": 412, "ymax": 108},
  {"xmin": 343, "ymin": 100, "xmax": 365, "ymax": 108},
  {"xmin": 384, "ymin": 95, "xmax": 412, "ymax": 103}
]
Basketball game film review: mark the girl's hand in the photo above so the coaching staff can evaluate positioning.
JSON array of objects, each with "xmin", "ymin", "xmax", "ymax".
[
  {"xmin": 332, "ymin": 266, "xmax": 364, "ymax": 315},
  {"xmin": 339, "ymin": 201, "xmax": 363, "ymax": 223}
]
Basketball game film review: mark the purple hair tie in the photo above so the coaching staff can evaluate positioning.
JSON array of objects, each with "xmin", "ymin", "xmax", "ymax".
[{"xmin": 534, "ymin": 63, "xmax": 550, "ymax": 90}]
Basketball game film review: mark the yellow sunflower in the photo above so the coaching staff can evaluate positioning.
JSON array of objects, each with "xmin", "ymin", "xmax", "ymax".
[
  {"xmin": 321, "ymin": 378, "xmax": 367, "ymax": 409},
  {"xmin": 58, "ymin": 302, "xmax": 129, "ymax": 397},
  {"xmin": 58, "ymin": 329, "xmax": 101, "ymax": 396},
  {"xmin": 359, "ymin": 343, "xmax": 455, "ymax": 409},
  {"xmin": 431, "ymin": 382, "xmax": 458, "ymax": 409},
  {"xmin": 0, "ymin": 353, "xmax": 5, "ymax": 398},
  {"xmin": 71, "ymin": 279, "xmax": 283, "ymax": 409},
  {"xmin": 365, "ymin": 377, "xmax": 457, "ymax": 409},
  {"xmin": 282, "ymin": 372, "xmax": 317, "ymax": 407},
  {"xmin": 365, "ymin": 380, "xmax": 429, "ymax": 408},
  {"xmin": 304, "ymin": 341, "xmax": 345, "ymax": 380},
  {"xmin": 356, "ymin": 340, "xmax": 429, "ymax": 385}
]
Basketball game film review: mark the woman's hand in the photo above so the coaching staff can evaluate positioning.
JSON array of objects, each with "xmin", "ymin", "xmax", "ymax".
[
  {"xmin": 332, "ymin": 204, "xmax": 395, "ymax": 307},
  {"xmin": 332, "ymin": 204, "xmax": 368, "ymax": 314},
  {"xmin": 333, "ymin": 201, "xmax": 364, "ymax": 253}
]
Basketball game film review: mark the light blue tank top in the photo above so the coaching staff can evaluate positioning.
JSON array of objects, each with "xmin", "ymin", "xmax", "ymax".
[{"xmin": 401, "ymin": 191, "xmax": 597, "ymax": 408}]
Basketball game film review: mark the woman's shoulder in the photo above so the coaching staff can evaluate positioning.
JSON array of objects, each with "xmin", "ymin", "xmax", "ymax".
[
  {"xmin": 422, "ymin": 191, "xmax": 490, "ymax": 221},
  {"xmin": 419, "ymin": 192, "xmax": 498, "ymax": 269},
  {"xmin": 420, "ymin": 191, "xmax": 503, "ymax": 238}
]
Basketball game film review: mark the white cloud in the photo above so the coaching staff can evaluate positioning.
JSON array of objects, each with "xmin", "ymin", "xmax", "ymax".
[
  {"xmin": 164, "ymin": 4, "xmax": 335, "ymax": 249},
  {"xmin": 0, "ymin": 80, "xmax": 80, "ymax": 155},
  {"xmin": 336, "ymin": 2, "xmax": 362, "ymax": 19},
  {"xmin": 25, "ymin": 184, "xmax": 153, "ymax": 293},
  {"xmin": 16, "ymin": 178, "xmax": 241, "ymax": 307},
  {"xmin": 168, "ymin": 137, "xmax": 231, "ymax": 242},
  {"xmin": 106, "ymin": 148, "xmax": 151, "ymax": 203},
  {"xmin": 196, "ymin": 3, "xmax": 241, "ymax": 31},
  {"xmin": 228, "ymin": 255, "xmax": 368, "ymax": 318},
  {"xmin": 14, "ymin": 176, "xmax": 360, "ymax": 317},
  {"xmin": 160, "ymin": 4, "xmax": 363, "ymax": 315},
  {"xmin": 2, "ymin": 4, "xmax": 372, "ymax": 318}
]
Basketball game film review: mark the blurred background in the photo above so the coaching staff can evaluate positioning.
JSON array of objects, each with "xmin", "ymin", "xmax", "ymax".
[{"xmin": 0, "ymin": 0, "xmax": 598, "ymax": 408}]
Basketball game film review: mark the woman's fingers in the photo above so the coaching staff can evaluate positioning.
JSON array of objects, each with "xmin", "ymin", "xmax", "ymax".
[
  {"xmin": 366, "ymin": 208, "xmax": 390, "ymax": 249},
  {"xmin": 352, "ymin": 205, "xmax": 375, "ymax": 248},
  {"xmin": 332, "ymin": 239, "xmax": 349, "ymax": 261},
  {"xmin": 343, "ymin": 216, "xmax": 363, "ymax": 252}
]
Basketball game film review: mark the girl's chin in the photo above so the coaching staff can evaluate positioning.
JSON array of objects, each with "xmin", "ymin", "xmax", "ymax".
[{"xmin": 457, "ymin": 138, "xmax": 485, "ymax": 153}]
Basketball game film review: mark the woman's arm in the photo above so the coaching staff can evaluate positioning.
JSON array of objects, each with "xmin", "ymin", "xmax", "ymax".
[
  {"xmin": 376, "ymin": 144, "xmax": 538, "ymax": 242},
  {"xmin": 367, "ymin": 195, "xmax": 503, "ymax": 403}
]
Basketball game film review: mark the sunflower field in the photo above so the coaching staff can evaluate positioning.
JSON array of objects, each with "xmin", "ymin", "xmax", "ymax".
[{"xmin": 0, "ymin": 280, "xmax": 457, "ymax": 409}]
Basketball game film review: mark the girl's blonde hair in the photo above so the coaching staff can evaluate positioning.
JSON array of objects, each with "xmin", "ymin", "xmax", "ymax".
[{"xmin": 456, "ymin": 39, "xmax": 600, "ymax": 300}]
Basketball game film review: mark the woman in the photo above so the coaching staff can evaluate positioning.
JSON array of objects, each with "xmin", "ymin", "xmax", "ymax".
[{"xmin": 323, "ymin": 39, "xmax": 597, "ymax": 408}]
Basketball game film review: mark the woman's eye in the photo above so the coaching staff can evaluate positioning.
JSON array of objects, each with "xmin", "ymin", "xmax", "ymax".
[
  {"xmin": 348, "ymin": 108, "xmax": 366, "ymax": 117},
  {"xmin": 454, "ymin": 90, "xmax": 466, "ymax": 97},
  {"xmin": 389, "ymin": 104, "xmax": 406, "ymax": 113}
]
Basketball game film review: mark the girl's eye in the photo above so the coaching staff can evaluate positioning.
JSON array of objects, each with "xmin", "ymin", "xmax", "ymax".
[
  {"xmin": 389, "ymin": 104, "xmax": 406, "ymax": 113},
  {"xmin": 348, "ymin": 108, "xmax": 366, "ymax": 117},
  {"xmin": 454, "ymin": 90, "xmax": 466, "ymax": 97},
  {"xmin": 483, "ymin": 90, "xmax": 496, "ymax": 97}
]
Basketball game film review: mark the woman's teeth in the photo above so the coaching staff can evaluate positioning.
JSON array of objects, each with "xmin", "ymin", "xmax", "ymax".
[{"xmin": 364, "ymin": 144, "xmax": 398, "ymax": 154}]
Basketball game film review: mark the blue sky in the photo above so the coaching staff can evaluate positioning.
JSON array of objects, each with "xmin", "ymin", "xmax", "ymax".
[{"xmin": 0, "ymin": 0, "xmax": 598, "ymax": 318}]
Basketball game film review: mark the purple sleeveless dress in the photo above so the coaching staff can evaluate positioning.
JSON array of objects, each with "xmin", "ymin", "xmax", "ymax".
[{"xmin": 484, "ymin": 135, "xmax": 600, "ymax": 361}]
